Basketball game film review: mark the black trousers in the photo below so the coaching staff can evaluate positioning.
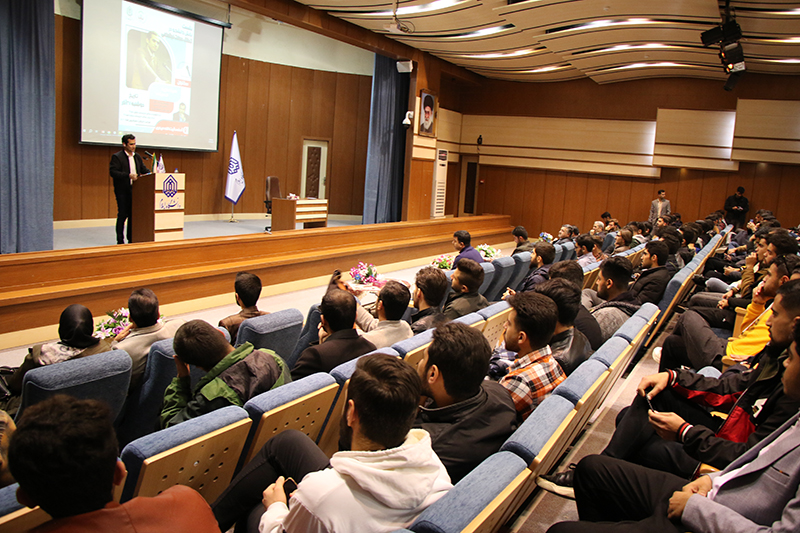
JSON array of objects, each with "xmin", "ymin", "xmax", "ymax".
[
  {"xmin": 659, "ymin": 310, "xmax": 727, "ymax": 372},
  {"xmin": 601, "ymin": 391, "xmax": 719, "ymax": 478},
  {"xmin": 547, "ymin": 455, "xmax": 687, "ymax": 533},
  {"xmin": 115, "ymin": 190, "xmax": 132, "ymax": 244},
  {"xmin": 211, "ymin": 430, "xmax": 331, "ymax": 533}
]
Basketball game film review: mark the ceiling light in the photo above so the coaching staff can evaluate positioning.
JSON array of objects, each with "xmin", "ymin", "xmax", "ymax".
[
  {"xmin": 450, "ymin": 24, "xmax": 514, "ymax": 39},
  {"xmin": 458, "ymin": 48, "xmax": 539, "ymax": 59},
  {"xmin": 524, "ymin": 64, "xmax": 570, "ymax": 73},
  {"xmin": 364, "ymin": 0, "xmax": 466, "ymax": 17}
]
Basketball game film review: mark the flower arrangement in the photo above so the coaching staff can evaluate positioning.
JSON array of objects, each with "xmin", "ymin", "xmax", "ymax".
[
  {"xmin": 476, "ymin": 244, "xmax": 500, "ymax": 261},
  {"xmin": 94, "ymin": 307, "xmax": 131, "ymax": 339},
  {"xmin": 431, "ymin": 254, "xmax": 455, "ymax": 270},
  {"xmin": 539, "ymin": 232, "xmax": 554, "ymax": 243},
  {"xmin": 350, "ymin": 262, "xmax": 380, "ymax": 285}
]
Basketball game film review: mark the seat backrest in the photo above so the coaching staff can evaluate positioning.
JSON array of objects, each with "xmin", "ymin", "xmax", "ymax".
[
  {"xmin": 478, "ymin": 262, "xmax": 495, "ymax": 296},
  {"xmin": 500, "ymin": 394, "xmax": 576, "ymax": 470},
  {"xmin": 508, "ymin": 252, "xmax": 531, "ymax": 293},
  {"xmin": 452, "ymin": 312, "xmax": 485, "ymax": 329},
  {"xmin": 115, "ymin": 338, "xmax": 206, "ymax": 448},
  {"xmin": 235, "ymin": 308, "xmax": 304, "ymax": 362},
  {"xmin": 120, "ymin": 405, "xmax": 251, "ymax": 503},
  {"xmin": 391, "ymin": 328, "xmax": 435, "ymax": 369},
  {"xmin": 602, "ymin": 232, "xmax": 616, "ymax": 253},
  {"xmin": 266, "ymin": 176, "xmax": 281, "ymax": 201},
  {"xmin": 16, "ymin": 350, "xmax": 132, "ymax": 423},
  {"xmin": 241, "ymin": 373, "xmax": 338, "ymax": 464},
  {"xmin": 552, "ymin": 243, "xmax": 564, "ymax": 263},
  {"xmin": 483, "ymin": 256, "xmax": 516, "ymax": 302},
  {"xmin": 561, "ymin": 241, "xmax": 576, "ymax": 260},
  {"xmin": 410, "ymin": 451, "xmax": 530, "ymax": 533},
  {"xmin": 287, "ymin": 304, "xmax": 322, "ymax": 370},
  {"xmin": 0, "ymin": 483, "xmax": 50, "ymax": 532},
  {"xmin": 477, "ymin": 301, "xmax": 511, "ymax": 349}
]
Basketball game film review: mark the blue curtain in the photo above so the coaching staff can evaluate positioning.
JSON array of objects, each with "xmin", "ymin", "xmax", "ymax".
[
  {"xmin": 0, "ymin": 0, "xmax": 55, "ymax": 253},
  {"xmin": 362, "ymin": 54, "xmax": 409, "ymax": 225}
]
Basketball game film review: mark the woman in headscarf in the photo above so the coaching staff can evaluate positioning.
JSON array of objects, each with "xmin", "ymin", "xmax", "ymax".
[{"xmin": 0, "ymin": 305, "xmax": 112, "ymax": 416}]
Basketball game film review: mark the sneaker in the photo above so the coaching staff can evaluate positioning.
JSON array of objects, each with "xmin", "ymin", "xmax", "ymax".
[
  {"xmin": 652, "ymin": 346, "xmax": 662, "ymax": 364},
  {"xmin": 537, "ymin": 464, "xmax": 576, "ymax": 499}
]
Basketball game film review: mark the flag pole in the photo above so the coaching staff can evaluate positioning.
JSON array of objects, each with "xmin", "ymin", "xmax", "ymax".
[{"xmin": 229, "ymin": 201, "xmax": 238, "ymax": 223}]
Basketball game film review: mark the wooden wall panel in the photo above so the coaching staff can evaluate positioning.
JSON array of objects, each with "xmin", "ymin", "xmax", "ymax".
[
  {"xmin": 445, "ymin": 161, "xmax": 460, "ymax": 216},
  {"xmin": 53, "ymin": 17, "xmax": 371, "ymax": 221},
  {"xmin": 541, "ymin": 170, "xmax": 568, "ymax": 235},
  {"xmin": 408, "ymin": 159, "xmax": 435, "ymax": 221}
]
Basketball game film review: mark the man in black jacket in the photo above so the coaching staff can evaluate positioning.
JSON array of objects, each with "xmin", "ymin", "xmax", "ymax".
[
  {"xmin": 724, "ymin": 186, "xmax": 749, "ymax": 229},
  {"xmin": 630, "ymin": 240, "xmax": 671, "ymax": 305},
  {"xmin": 109, "ymin": 134, "xmax": 149, "ymax": 244},
  {"xmin": 416, "ymin": 322, "xmax": 517, "ymax": 483}
]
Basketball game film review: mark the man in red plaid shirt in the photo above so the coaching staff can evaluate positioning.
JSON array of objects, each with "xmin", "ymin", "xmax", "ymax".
[{"xmin": 495, "ymin": 292, "xmax": 566, "ymax": 420}]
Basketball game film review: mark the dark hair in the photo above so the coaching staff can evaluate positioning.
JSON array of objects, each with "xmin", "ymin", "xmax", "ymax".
[
  {"xmin": 456, "ymin": 258, "xmax": 484, "ymax": 293},
  {"xmin": 645, "ymin": 240, "xmax": 669, "ymax": 267},
  {"xmin": 601, "ymin": 212, "xmax": 611, "ymax": 219},
  {"xmin": 600, "ymin": 256, "xmax": 633, "ymax": 289},
  {"xmin": 121, "ymin": 134, "xmax": 135, "ymax": 145},
  {"xmin": 320, "ymin": 289, "xmax": 357, "ymax": 332},
  {"xmin": 657, "ymin": 189, "xmax": 665, "ymax": 194},
  {"xmin": 641, "ymin": 221, "xmax": 653, "ymax": 235},
  {"xmin": 655, "ymin": 225, "xmax": 681, "ymax": 254},
  {"xmin": 173, "ymin": 320, "xmax": 230, "ymax": 369},
  {"xmin": 414, "ymin": 266, "xmax": 449, "ymax": 308},
  {"xmin": 533, "ymin": 279, "xmax": 580, "ymax": 326},
  {"xmin": 549, "ymin": 260, "xmax": 584, "ymax": 288},
  {"xmin": 58, "ymin": 304, "xmax": 99, "ymax": 349},
  {"xmin": 569, "ymin": 225, "xmax": 580, "ymax": 236},
  {"xmin": 427, "ymin": 322, "xmax": 491, "ymax": 401},
  {"xmin": 533, "ymin": 241, "xmax": 556, "ymax": 265},
  {"xmin": 575, "ymin": 233, "xmax": 595, "ymax": 252},
  {"xmin": 9, "ymin": 396, "xmax": 118, "ymax": 519},
  {"xmin": 506, "ymin": 292, "xmax": 558, "ymax": 350},
  {"xmin": 348, "ymin": 353, "xmax": 420, "ymax": 449},
  {"xmin": 617, "ymin": 229, "xmax": 633, "ymax": 246},
  {"xmin": 737, "ymin": 186, "xmax": 745, "ymax": 194},
  {"xmin": 453, "ymin": 230, "xmax": 471, "ymax": 247},
  {"xmin": 757, "ymin": 209, "xmax": 774, "ymax": 218},
  {"xmin": 778, "ymin": 279, "xmax": 800, "ymax": 314},
  {"xmin": 234, "ymin": 272, "xmax": 263, "ymax": 307},
  {"xmin": 768, "ymin": 229, "xmax": 799, "ymax": 256},
  {"xmin": 754, "ymin": 226, "xmax": 773, "ymax": 243},
  {"xmin": 772, "ymin": 254, "xmax": 800, "ymax": 279},
  {"xmin": 512, "ymin": 226, "xmax": 529, "ymax": 240},
  {"xmin": 378, "ymin": 280, "xmax": 411, "ymax": 321},
  {"xmin": 680, "ymin": 225, "xmax": 697, "ymax": 247},
  {"xmin": 128, "ymin": 288, "xmax": 159, "ymax": 327}
]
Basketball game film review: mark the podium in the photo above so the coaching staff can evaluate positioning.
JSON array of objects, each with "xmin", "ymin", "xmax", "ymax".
[
  {"xmin": 131, "ymin": 173, "xmax": 185, "ymax": 242},
  {"xmin": 271, "ymin": 198, "xmax": 329, "ymax": 231}
]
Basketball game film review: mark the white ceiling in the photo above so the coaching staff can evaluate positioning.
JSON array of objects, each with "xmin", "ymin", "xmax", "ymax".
[{"xmin": 293, "ymin": 0, "xmax": 800, "ymax": 83}]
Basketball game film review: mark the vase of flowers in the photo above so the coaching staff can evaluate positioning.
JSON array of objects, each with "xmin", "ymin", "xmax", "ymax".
[
  {"xmin": 350, "ymin": 262, "xmax": 380, "ymax": 285},
  {"xmin": 431, "ymin": 254, "xmax": 455, "ymax": 270},
  {"xmin": 94, "ymin": 307, "xmax": 131, "ymax": 339},
  {"xmin": 539, "ymin": 232, "xmax": 554, "ymax": 243},
  {"xmin": 476, "ymin": 244, "xmax": 500, "ymax": 261}
]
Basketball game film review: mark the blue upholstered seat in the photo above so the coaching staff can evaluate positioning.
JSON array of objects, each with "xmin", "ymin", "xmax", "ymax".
[
  {"xmin": 0, "ymin": 483, "xmax": 21, "ymax": 518},
  {"xmin": 483, "ymin": 256, "xmax": 516, "ymax": 302},
  {"xmin": 235, "ymin": 308, "xmax": 303, "ymax": 363},
  {"xmin": 288, "ymin": 304, "xmax": 321, "ymax": 370},
  {"xmin": 477, "ymin": 300, "xmax": 510, "ymax": 320},
  {"xmin": 633, "ymin": 302, "xmax": 659, "ymax": 322},
  {"xmin": 658, "ymin": 268, "xmax": 690, "ymax": 313},
  {"xmin": 16, "ymin": 349, "xmax": 132, "ymax": 423},
  {"xmin": 589, "ymin": 336, "xmax": 629, "ymax": 368},
  {"xmin": 452, "ymin": 312, "xmax": 483, "ymax": 327},
  {"xmin": 392, "ymin": 328, "xmax": 435, "ymax": 359},
  {"xmin": 613, "ymin": 316, "xmax": 648, "ymax": 343},
  {"xmin": 561, "ymin": 241, "xmax": 577, "ymax": 260},
  {"xmin": 409, "ymin": 451, "xmax": 528, "ymax": 533},
  {"xmin": 552, "ymin": 359, "xmax": 608, "ymax": 405},
  {"xmin": 120, "ymin": 405, "xmax": 249, "ymax": 502},
  {"xmin": 329, "ymin": 348, "xmax": 400, "ymax": 385},
  {"xmin": 500, "ymin": 394, "xmax": 576, "ymax": 466},
  {"xmin": 509, "ymin": 252, "xmax": 531, "ymax": 292},
  {"xmin": 478, "ymin": 262, "xmax": 495, "ymax": 296},
  {"xmin": 553, "ymin": 244, "xmax": 564, "ymax": 263}
]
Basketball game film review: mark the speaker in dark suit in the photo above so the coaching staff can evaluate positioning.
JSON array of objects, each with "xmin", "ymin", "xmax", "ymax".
[{"xmin": 109, "ymin": 134, "xmax": 149, "ymax": 244}]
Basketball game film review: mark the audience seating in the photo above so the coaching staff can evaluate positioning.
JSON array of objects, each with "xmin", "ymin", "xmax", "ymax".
[
  {"xmin": 561, "ymin": 241, "xmax": 577, "ymax": 261},
  {"xmin": 552, "ymin": 244, "xmax": 564, "ymax": 263},
  {"xmin": 483, "ymin": 256, "xmax": 516, "ymax": 302},
  {"xmin": 452, "ymin": 312, "xmax": 486, "ymax": 329},
  {"xmin": 235, "ymin": 308, "xmax": 304, "ymax": 363},
  {"xmin": 240, "ymin": 373, "xmax": 338, "ymax": 465},
  {"xmin": 602, "ymin": 232, "xmax": 616, "ymax": 253},
  {"xmin": 478, "ymin": 262, "xmax": 495, "ymax": 297},
  {"xmin": 15, "ymin": 349, "xmax": 132, "ymax": 423},
  {"xmin": 508, "ymin": 252, "xmax": 531, "ymax": 292},
  {"xmin": 552, "ymin": 359, "xmax": 611, "ymax": 445},
  {"xmin": 392, "ymin": 328, "xmax": 435, "ymax": 369},
  {"xmin": 582, "ymin": 264, "xmax": 600, "ymax": 290},
  {"xmin": 478, "ymin": 301, "xmax": 511, "ymax": 349},
  {"xmin": 120, "ymin": 405, "xmax": 251, "ymax": 503},
  {"xmin": 0, "ymin": 483, "xmax": 49, "ymax": 532},
  {"xmin": 288, "ymin": 304, "xmax": 321, "ymax": 370},
  {"xmin": 116, "ymin": 338, "xmax": 205, "ymax": 448},
  {"xmin": 410, "ymin": 451, "xmax": 530, "ymax": 533}
]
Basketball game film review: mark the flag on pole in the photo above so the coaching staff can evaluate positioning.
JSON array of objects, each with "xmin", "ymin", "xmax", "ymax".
[
  {"xmin": 156, "ymin": 155, "xmax": 166, "ymax": 173},
  {"xmin": 224, "ymin": 131, "xmax": 245, "ymax": 204}
]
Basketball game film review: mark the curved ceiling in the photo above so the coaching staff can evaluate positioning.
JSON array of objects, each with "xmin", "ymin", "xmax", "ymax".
[{"xmin": 293, "ymin": 0, "xmax": 800, "ymax": 83}]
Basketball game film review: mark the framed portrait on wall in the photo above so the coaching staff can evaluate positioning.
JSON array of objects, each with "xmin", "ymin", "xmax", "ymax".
[{"xmin": 419, "ymin": 90, "xmax": 437, "ymax": 137}]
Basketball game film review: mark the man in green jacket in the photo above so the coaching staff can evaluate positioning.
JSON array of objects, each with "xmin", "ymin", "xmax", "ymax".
[{"xmin": 160, "ymin": 320, "xmax": 290, "ymax": 428}]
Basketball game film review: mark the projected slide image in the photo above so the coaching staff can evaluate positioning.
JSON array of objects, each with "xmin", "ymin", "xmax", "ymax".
[{"xmin": 119, "ymin": 1, "xmax": 194, "ymax": 137}]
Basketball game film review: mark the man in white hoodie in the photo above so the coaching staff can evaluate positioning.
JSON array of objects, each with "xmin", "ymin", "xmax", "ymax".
[{"xmin": 212, "ymin": 353, "xmax": 452, "ymax": 533}]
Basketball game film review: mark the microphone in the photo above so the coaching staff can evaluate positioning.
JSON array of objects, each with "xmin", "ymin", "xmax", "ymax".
[{"xmin": 142, "ymin": 151, "xmax": 154, "ymax": 160}]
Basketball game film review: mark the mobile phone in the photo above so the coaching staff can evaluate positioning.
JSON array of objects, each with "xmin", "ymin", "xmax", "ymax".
[
  {"xmin": 283, "ymin": 477, "xmax": 298, "ymax": 501},
  {"xmin": 646, "ymin": 396, "xmax": 657, "ymax": 412}
]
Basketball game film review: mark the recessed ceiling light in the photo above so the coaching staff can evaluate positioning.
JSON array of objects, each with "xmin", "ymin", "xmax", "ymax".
[
  {"xmin": 524, "ymin": 64, "xmax": 570, "ymax": 73},
  {"xmin": 448, "ymin": 24, "xmax": 515, "ymax": 39},
  {"xmin": 362, "ymin": 0, "xmax": 467, "ymax": 17},
  {"xmin": 458, "ymin": 48, "xmax": 540, "ymax": 59}
]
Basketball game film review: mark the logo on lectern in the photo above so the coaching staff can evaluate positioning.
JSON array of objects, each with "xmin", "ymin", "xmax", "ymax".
[{"xmin": 163, "ymin": 175, "xmax": 178, "ymax": 198}]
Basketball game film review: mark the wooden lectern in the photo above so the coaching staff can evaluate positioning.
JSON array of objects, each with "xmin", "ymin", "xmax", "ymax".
[
  {"xmin": 131, "ymin": 173, "xmax": 185, "ymax": 242},
  {"xmin": 271, "ymin": 198, "xmax": 329, "ymax": 231}
]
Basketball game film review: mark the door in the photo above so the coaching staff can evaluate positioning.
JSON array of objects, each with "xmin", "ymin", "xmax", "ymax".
[
  {"xmin": 459, "ymin": 155, "xmax": 479, "ymax": 216},
  {"xmin": 301, "ymin": 140, "xmax": 328, "ymax": 199}
]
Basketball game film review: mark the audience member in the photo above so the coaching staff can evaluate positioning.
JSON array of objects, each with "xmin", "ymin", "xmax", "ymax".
[
  {"xmin": 9, "ymin": 395, "xmax": 220, "ymax": 532},
  {"xmin": 514, "ymin": 241, "xmax": 555, "ymax": 294},
  {"xmin": 724, "ymin": 185, "xmax": 749, "ymax": 229},
  {"xmin": 0, "ymin": 411, "xmax": 14, "ymax": 489},
  {"xmin": 211, "ymin": 354, "xmax": 452, "ymax": 533},
  {"xmin": 452, "ymin": 230, "xmax": 483, "ymax": 267},
  {"xmin": 0, "ymin": 304, "xmax": 113, "ymax": 416},
  {"xmin": 492, "ymin": 292, "xmax": 564, "ymax": 421},
  {"xmin": 648, "ymin": 189, "xmax": 670, "ymax": 224},
  {"xmin": 443, "ymin": 258, "xmax": 489, "ymax": 320},
  {"xmin": 533, "ymin": 279, "xmax": 593, "ymax": 375},
  {"xmin": 543, "ymin": 316, "xmax": 800, "ymax": 533},
  {"xmin": 416, "ymin": 322, "xmax": 517, "ymax": 483},
  {"xmin": 591, "ymin": 235, "xmax": 607, "ymax": 263},
  {"xmin": 630, "ymin": 240, "xmax": 671, "ymax": 305},
  {"xmin": 612, "ymin": 228, "xmax": 632, "ymax": 254},
  {"xmin": 219, "ymin": 272, "xmax": 269, "ymax": 344},
  {"xmin": 586, "ymin": 256, "xmax": 640, "ymax": 342},
  {"xmin": 410, "ymin": 266, "xmax": 449, "ymax": 334},
  {"xmin": 554, "ymin": 225, "xmax": 574, "ymax": 245},
  {"xmin": 590, "ymin": 220, "xmax": 605, "ymax": 237},
  {"xmin": 160, "ymin": 320, "xmax": 290, "ymax": 428},
  {"xmin": 600, "ymin": 212, "xmax": 612, "ymax": 227},
  {"xmin": 511, "ymin": 226, "xmax": 535, "ymax": 255},
  {"xmin": 574, "ymin": 234, "xmax": 598, "ymax": 268},
  {"xmin": 112, "ymin": 288, "xmax": 184, "ymax": 391},
  {"xmin": 653, "ymin": 225, "xmax": 682, "ymax": 272},
  {"xmin": 291, "ymin": 289, "xmax": 376, "ymax": 379},
  {"xmin": 355, "ymin": 280, "xmax": 413, "ymax": 348},
  {"xmin": 549, "ymin": 261, "xmax": 604, "ymax": 350}
]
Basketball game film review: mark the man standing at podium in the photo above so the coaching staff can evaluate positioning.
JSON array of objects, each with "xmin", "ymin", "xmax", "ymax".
[{"xmin": 109, "ymin": 134, "xmax": 148, "ymax": 244}]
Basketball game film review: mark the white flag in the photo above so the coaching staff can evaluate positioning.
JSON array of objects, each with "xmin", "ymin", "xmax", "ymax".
[
  {"xmin": 224, "ymin": 131, "xmax": 245, "ymax": 204},
  {"xmin": 156, "ymin": 155, "xmax": 166, "ymax": 173}
]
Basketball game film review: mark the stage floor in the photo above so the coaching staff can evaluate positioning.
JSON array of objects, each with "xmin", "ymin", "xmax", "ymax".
[{"xmin": 54, "ymin": 216, "xmax": 362, "ymax": 250}]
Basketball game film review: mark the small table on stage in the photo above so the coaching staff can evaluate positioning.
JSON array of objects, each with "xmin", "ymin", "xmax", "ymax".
[{"xmin": 271, "ymin": 198, "xmax": 328, "ymax": 231}]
